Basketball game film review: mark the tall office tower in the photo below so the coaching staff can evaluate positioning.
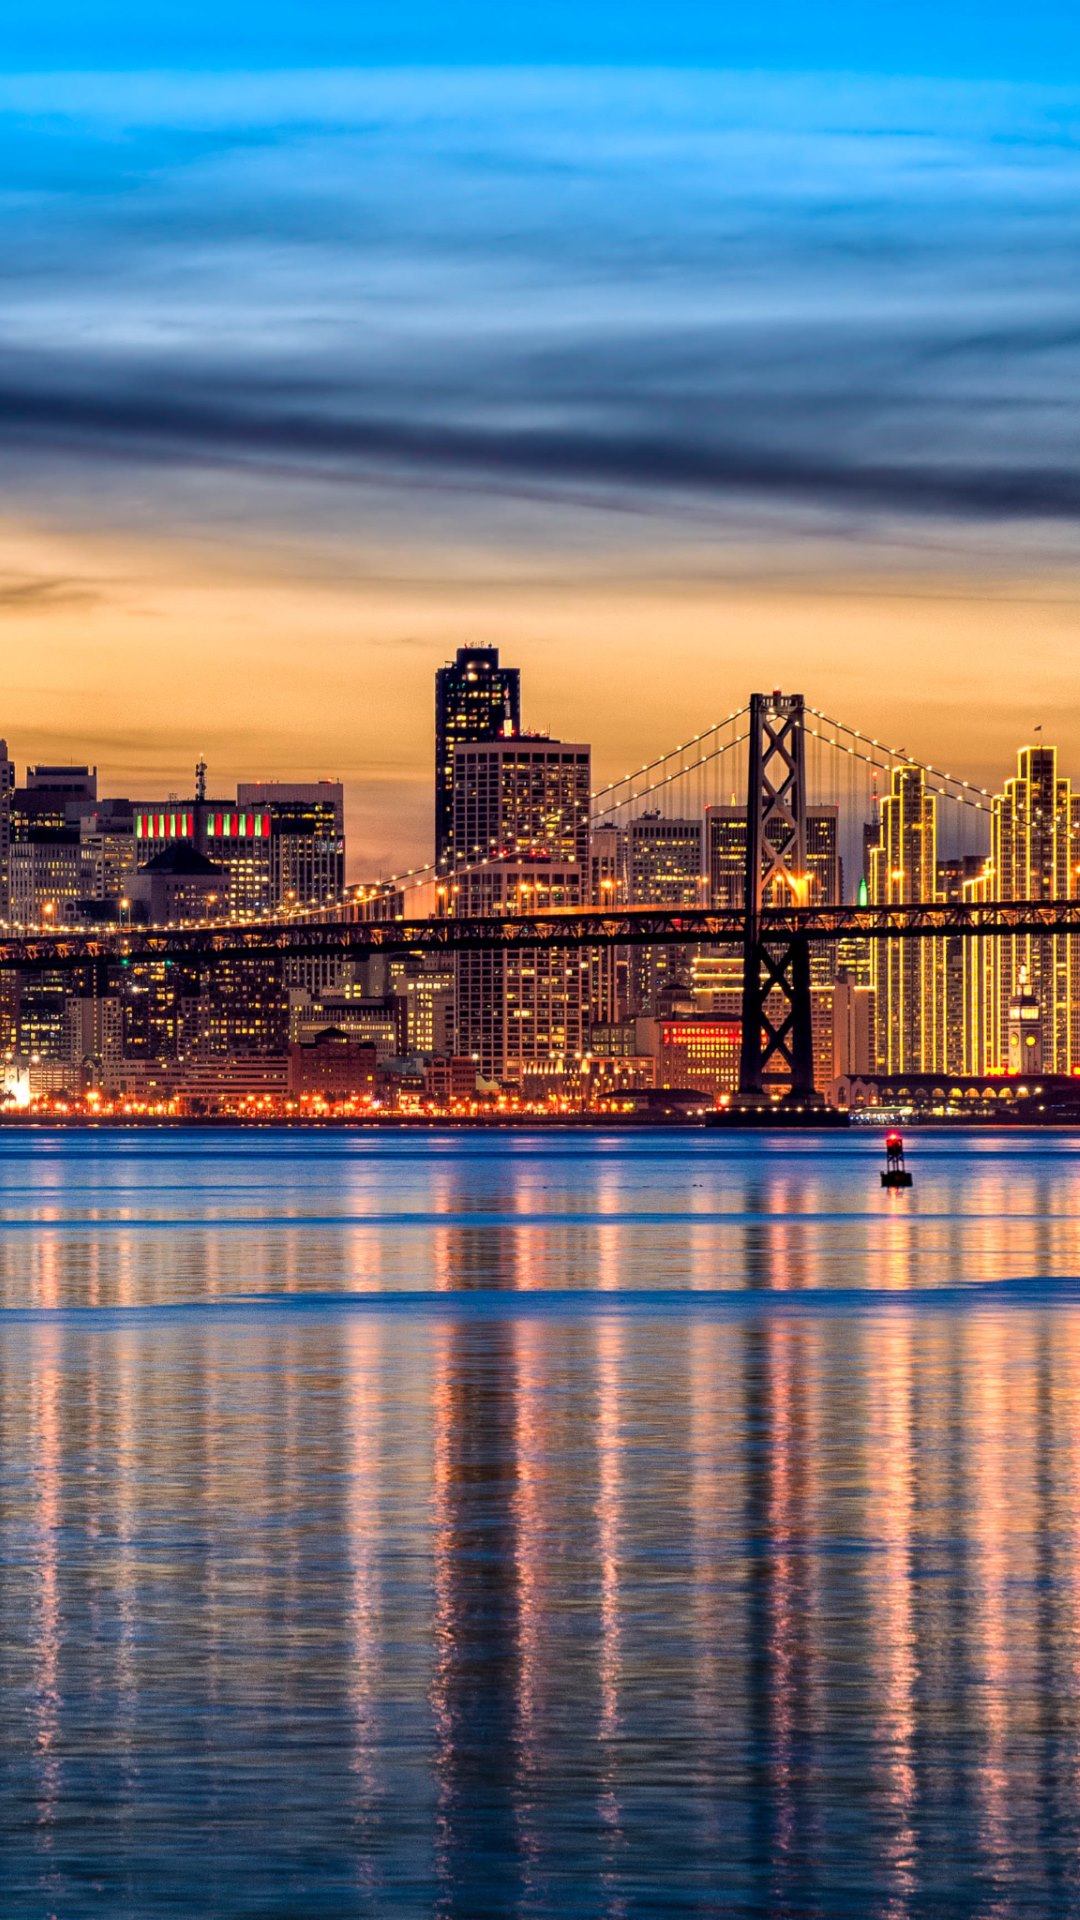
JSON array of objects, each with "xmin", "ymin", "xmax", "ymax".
[
  {"xmin": 936, "ymin": 854, "xmax": 986, "ymax": 1074},
  {"xmin": 975, "ymin": 745, "xmax": 1076, "ymax": 1075},
  {"xmin": 588, "ymin": 824, "xmax": 629, "ymax": 1026},
  {"xmin": 869, "ymin": 764, "xmax": 944, "ymax": 1074},
  {"xmin": 627, "ymin": 814, "xmax": 703, "ymax": 1013},
  {"xmin": 236, "ymin": 782, "xmax": 345, "ymax": 906},
  {"xmin": 451, "ymin": 736, "xmax": 590, "ymax": 1083},
  {"xmin": 0, "ymin": 741, "xmax": 14, "ymax": 917},
  {"xmin": 435, "ymin": 646, "xmax": 520, "ymax": 872},
  {"xmin": 450, "ymin": 736, "xmax": 589, "ymax": 877}
]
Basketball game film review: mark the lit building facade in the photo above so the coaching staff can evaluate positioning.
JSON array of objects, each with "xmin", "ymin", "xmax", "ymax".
[
  {"xmin": 448, "ymin": 733, "xmax": 590, "ymax": 1083},
  {"xmin": 633, "ymin": 1014, "xmax": 740, "ymax": 1099},
  {"xmin": 588, "ymin": 823, "xmax": 629, "ymax": 1026},
  {"xmin": 236, "ymin": 782, "xmax": 345, "ymax": 908},
  {"xmin": 456, "ymin": 860, "xmax": 587, "ymax": 1082},
  {"xmin": 869, "ymin": 764, "xmax": 945, "ymax": 1074},
  {"xmin": 627, "ymin": 813, "xmax": 703, "ymax": 1014},
  {"xmin": 962, "ymin": 745, "xmax": 1078, "ymax": 1075}
]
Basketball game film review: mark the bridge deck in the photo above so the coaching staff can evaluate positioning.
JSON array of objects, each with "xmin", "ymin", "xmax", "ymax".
[{"xmin": 2, "ymin": 901, "xmax": 1079, "ymax": 970}]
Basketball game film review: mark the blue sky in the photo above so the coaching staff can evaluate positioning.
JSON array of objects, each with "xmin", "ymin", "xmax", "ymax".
[{"xmin": 4, "ymin": 1, "xmax": 1080, "ymax": 83}]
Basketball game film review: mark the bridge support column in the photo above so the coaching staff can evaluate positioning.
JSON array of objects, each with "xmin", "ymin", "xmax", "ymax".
[{"xmin": 738, "ymin": 691, "xmax": 818, "ymax": 1103}]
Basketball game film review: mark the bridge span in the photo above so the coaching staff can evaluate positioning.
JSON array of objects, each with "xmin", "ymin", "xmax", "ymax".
[{"xmin": 4, "ymin": 899, "xmax": 1080, "ymax": 972}]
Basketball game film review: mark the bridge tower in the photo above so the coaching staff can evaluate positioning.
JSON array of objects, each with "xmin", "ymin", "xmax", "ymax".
[{"xmin": 738, "ymin": 691, "xmax": 818, "ymax": 1102}]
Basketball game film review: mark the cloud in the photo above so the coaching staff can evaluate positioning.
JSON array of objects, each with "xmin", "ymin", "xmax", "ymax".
[
  {"xmin": 0, "ymin": 70, "xmax": 1079, "ymax": 561},
  {"xmin": 0, "ymin": 571, "xmax": 103, "ymax": 611}
]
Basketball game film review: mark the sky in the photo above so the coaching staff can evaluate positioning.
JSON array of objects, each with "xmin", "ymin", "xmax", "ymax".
[{"xmin": 2, "ymin": 6, "xmax": 1080, "ymax": 871}]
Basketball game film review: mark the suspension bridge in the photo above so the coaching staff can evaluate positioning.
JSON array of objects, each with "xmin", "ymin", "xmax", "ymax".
[{"xmin": 0, "ymin": 693, "xmax": 1065, "ymax": 1105}]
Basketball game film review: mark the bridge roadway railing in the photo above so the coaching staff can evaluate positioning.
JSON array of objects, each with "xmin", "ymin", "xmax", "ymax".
[{"xmin": 2, "ymin": 899, "xmax": 1080, "ymax": 971}]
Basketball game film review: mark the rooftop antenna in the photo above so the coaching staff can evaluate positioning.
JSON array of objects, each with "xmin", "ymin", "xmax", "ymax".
[{"xmin": 195, "ymin": 758, "xmax": 207, "ymax": 804}]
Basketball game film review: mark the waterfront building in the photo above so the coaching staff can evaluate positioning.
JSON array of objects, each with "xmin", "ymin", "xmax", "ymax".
[
  {"xmin": 423, "ymin": 1056, "xmax": 480, "ymax": 1104},
  {"xmin": 1008, "ymin": 966, "xmax": 1042, "ymax": 1074},
  {"xmin": 288, "ymin": 991, "xmax": 402, "ymax": 1063},
  {"xmin": 288, "ymin": 1031, "xmax": 377, "ymax": 1101},
  {"xmin": 435, "ymin": 646, "xmax": 520, "ymax": 872},
  {"xmin": 633, "ymin": 1013, "xmax": 740, "ymax": 1100}
]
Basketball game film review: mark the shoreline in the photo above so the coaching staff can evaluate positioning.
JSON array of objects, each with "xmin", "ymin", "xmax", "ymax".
[{"xmin": 0, "ymin": 1112, "xmax": 1075, "ymax": 1132}]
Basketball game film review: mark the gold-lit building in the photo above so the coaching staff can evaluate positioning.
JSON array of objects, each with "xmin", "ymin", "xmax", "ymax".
[
  {"xmin": 963, "ymin": 745, "xmax": 1079, "ymax": 1075},
  {"xmin": 869, "ymin": 764, "xmax": 945, "ymax": 1074}
]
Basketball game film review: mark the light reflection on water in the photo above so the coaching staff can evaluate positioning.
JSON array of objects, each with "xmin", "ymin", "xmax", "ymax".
[{"xmin": 2, "ymin": 1129, "xmax": 1080, "ymax": 1914}]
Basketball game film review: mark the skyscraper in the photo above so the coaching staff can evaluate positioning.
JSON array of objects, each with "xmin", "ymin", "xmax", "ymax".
[
  {"xmin": 451, "ymin": 736, "xmax": 590, "ymax": 1083},
  {"xmin": 627, "ymin": 813, "xmax": 703, "ymax": 1013},
  {"xmin": 869, "ymin": 764, "xmax": 944, "ymax": 1074},
  {"xmin": 963, "ymin": 745, "xmax": 1077, "ymax": 1075},
  {"xmin": 435, "ymin": 647, "xmax": 520, "ymax": 872}
]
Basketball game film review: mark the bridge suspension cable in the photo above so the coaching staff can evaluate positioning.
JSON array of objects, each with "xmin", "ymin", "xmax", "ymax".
[
  {"xmin": 589, "ymin": 706, "xmax": 751, "ymax": 813},
  {"xmin": 591, "ymin": 730, "xmax": 751, "ymax": 823},
  {"xmin": 806, "ymin": 707, "xmax": 994, "ymax": 813}
]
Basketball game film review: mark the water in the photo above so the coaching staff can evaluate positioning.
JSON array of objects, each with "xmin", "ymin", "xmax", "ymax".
[{"xmin": 3, "ymin": 1126, "xmax": 1080, "ymax": 1916}]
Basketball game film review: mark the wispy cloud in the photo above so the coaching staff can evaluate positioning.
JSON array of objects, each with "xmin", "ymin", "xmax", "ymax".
[
  {"xmin": 1, "ymin": 71, "xmax": 1079, "ymax": 567},
  {"xmin": 0, "ymin": 570, "xmax": 104, "ymax": 610}
]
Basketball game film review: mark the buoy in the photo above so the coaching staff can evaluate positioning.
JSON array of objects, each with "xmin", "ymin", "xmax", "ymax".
[{"xmin": 881, "ymin": 1131, "xmax": 913, "ymax": 1188}]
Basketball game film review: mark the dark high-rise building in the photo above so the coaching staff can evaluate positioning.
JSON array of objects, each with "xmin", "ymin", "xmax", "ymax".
[
  {"xmin": 435, "ymin": 647, "xmax": 520, "ymax": 872},
  {"xmin": 9, "ymin": 766, "xmax": 99, "ymax": 925}
]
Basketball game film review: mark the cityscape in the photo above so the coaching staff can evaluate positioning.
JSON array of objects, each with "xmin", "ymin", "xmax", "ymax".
[
  {"xmin": 1, "ymin": 643, "xmax": 1078, "ymax": 1122},
  {"xmin": 7, "ymin": 8, "xmax": 1080, "ymax": 1915}
]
